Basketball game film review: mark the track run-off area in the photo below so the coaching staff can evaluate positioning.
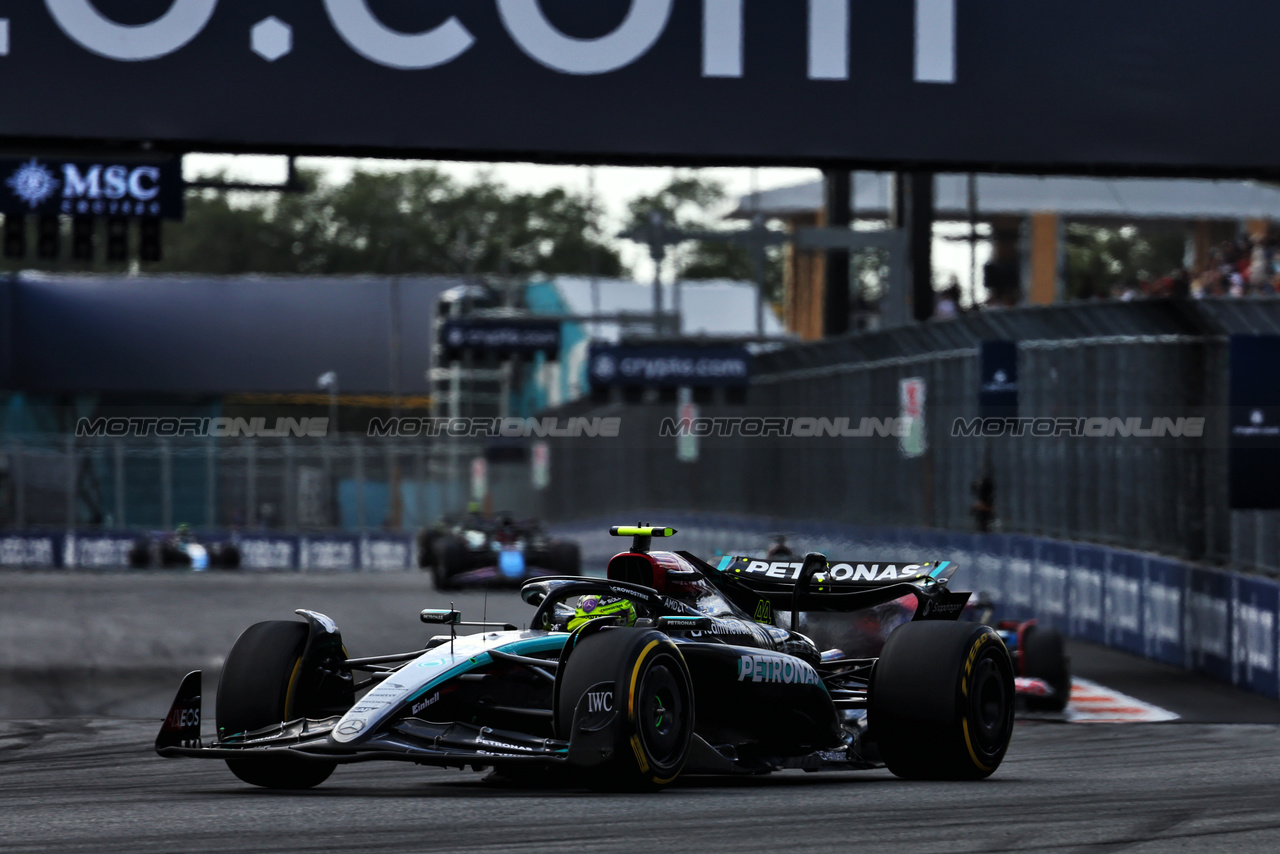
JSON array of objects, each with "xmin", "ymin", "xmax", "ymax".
[{"xmin": 3, "ymin": 570, "xmax": 1280, "ymax": 852}]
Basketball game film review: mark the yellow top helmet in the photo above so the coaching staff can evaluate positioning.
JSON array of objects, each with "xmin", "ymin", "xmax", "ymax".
[{"xmin": 567, "ymin": 595, "xmax": 638, "ymax": 632}]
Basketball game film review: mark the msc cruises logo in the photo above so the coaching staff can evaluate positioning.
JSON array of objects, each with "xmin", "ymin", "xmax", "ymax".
[
  {"xmin": 5, "ymin": 160, "xmax": 59, "ymax": 209},
  {"xmin": 1, "ymin": 157, "xmax": 175, "ymax": 218}
]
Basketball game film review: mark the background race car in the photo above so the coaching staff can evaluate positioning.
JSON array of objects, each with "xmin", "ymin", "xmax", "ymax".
[
  {"xmin": 128, "ymin": 526, "xmax": 241, "ymax": 570},
  {"xmin": 417, "ymin": 512, "xmax": 580, "ymax": 589}
]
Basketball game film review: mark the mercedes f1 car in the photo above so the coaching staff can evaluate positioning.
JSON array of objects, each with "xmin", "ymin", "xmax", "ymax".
[
  {"xmin": 129, "ymin": 526, "xmax": 241, "ymax": 570},
  {"xmin": 157, "ymin": 526, "xmax": 1015, "ymax": 790},
  {"xmin": 417, "ymin": 513, "xmax": 580, "ymax": 590}
]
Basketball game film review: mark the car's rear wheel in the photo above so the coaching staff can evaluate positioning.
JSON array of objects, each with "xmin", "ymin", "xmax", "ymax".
[
  {"xmin": 557, "ymin": 628, "xmax": 694, "ymax": 790},
  {"xmin": 869, "ymin": 621, "xmax": 1015, "ymax": 780},
  {"xmin": 216, "ymin": 620, "xmax": 337, "ymax": 789},
  {"xmin": 1021, "ymin": 624, "xmax": 1071, "ymax": 712}
]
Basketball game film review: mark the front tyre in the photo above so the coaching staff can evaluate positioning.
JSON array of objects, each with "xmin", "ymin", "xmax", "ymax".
[
  {"xmin": 1021, "ymin": 624, "xmax": 1071, "ymax": 712},
  {"xmin": 557, "ymin": 628, "xmax": 694, "ymax": 790},
  {"xmin": 549, "ymin": 540, "xmax": 581, "ymax": 575},
  {"xmin": 433, "ymin": 537, "xmax": 465, "ymax": 591},
  {"xmin": 869, "ymin": 621, "xmax": 1015, "ymax": 780},
  {"xmin": 216, "ymin": 620, "xmax": 337, "ymax": 789}
]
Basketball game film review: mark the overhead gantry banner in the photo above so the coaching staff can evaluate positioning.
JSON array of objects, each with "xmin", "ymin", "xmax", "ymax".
[{"xmin": 0, "ymin": 1, "xmax": 1272, "ymax": 173}]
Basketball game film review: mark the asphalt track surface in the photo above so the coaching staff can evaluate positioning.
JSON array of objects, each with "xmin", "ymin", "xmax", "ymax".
[{"xmin": 4, "ymin": 570, "xmax": 1280, "ymax": 852}]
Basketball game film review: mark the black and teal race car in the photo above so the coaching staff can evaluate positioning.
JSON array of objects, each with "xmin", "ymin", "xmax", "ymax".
[
  {"xmin": 156, "ymin": 526, "xmax": 1015, "ymax": 790},
  {"xmin": 417, "ymin": 513, "xmax": 580, "ymax": 590}
]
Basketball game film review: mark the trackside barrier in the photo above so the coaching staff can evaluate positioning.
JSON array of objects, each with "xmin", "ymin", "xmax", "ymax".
[
  {"xmin": 0, "ymin": 530, "xmax": 415, "ymax": 571},
  {"xmin": 549, "ymin": 514, "xmax": 1280, "ymax": 701}
]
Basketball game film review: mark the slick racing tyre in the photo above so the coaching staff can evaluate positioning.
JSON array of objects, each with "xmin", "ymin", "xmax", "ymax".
[
  {"xmin": 557, "ymin": 628, "xmax": 694, "ymax": 790},
  {"xmin": 417, "ymin": 529, "xmax": 440, "ymax": 570},
  {"xmin": 128, "ymin": 540, "xmax": 152, "ymax": 568},
  {"xmin": 549, "ymin": 540, "xmax": 581, "ymax": 575},
  {"xmin": 869, "ymin": 621, "xmax": 1015, "ymax": 780},
  {"xmin": 1021, "ymin": 624, "xmax": 1071, "ymax": 713},
  {"xmin": 433, "ymin": 536, "xmax": 465, "ymax": 591},
  {"xmin": 216, "ymin": 621, "xmax": 337, "ymax": 789}
]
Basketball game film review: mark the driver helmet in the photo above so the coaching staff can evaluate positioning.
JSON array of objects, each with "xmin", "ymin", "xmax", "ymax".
[
  {"xmin": 175, "ymin": 523, "xmax": 192, "ymax": 542},
  {"xmin": 567, "ymin": 594, "xmax": 637, "ymax": 632}
]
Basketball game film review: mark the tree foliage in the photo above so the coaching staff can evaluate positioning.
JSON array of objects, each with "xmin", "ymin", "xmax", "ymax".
[
  {"xmin": 154, "ymin": 167, "xmax": 624, "ymax": 278},
  {"xmin": 1064, "ymin": 224, "xmax": 1186, "ymax": 299},
  {"xmin": 625, "ymin": 174, "xmax": 784, "ymax": 304}
]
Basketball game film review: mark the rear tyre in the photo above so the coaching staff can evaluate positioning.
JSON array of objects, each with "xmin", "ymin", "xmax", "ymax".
[
  {"xmin": 549, "ymin": 541, "xmax": 581, "ymax": 575},
  {"xmin": 1021, "ymin": 625, "xmax": 1071, "ymax": 712},
  {"xmin": 869, "ymin": 621, "xmax": 1015, "ymax": 780},
  {"xmin": 128, "ymin": 540, "xmax": 152, "ymax": 568},
  {"xmin": 557, "ymin": 628, "xmax": 694, "ymax": 790},
  {"xmin": 216, "ymin": 620, "xmax": 337, "ymax": 789},
  {"xmin": 433, "ymin": 537, "xmax": 465, "ymax": 591}
]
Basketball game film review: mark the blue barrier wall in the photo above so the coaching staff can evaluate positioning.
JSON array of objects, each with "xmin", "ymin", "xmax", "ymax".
[
  {"xmin": 0, "ymin": 530, "xmax": 415, "ymax": 571},
  {"xmin": 549, "ymin": 514, "xmax": 1280, "ymax": 701}
]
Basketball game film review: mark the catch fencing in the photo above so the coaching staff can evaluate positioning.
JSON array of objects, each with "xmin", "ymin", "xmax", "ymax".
[
  {"xmin": 528, "ymin": 300, "xmax": 1280, "ymax": 576},
  {"xmin": 0, "ymin": 437, "xmax": 530, "ymax": 537}
]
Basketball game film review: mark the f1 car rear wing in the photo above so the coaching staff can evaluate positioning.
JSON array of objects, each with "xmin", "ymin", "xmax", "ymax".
[
  {"xmin": 690, "ymin": 551, "xmax": 969, "ymax": 629},
  {"xmin": 714, "ymin": 555, "xmax": 959, "ymax": 587}
]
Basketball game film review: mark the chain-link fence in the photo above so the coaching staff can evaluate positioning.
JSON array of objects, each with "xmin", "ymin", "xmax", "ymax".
[
  {"xmin": 523, "ymin": 300, "xmax": 1280, "ymax": 575},
  {"xmin": 5, "ymin": 300, "xmax": 1280, "ymax": 575},
  {"xmin": 0, "ymin": 437, "xmax": 534, "ymax": 534}
]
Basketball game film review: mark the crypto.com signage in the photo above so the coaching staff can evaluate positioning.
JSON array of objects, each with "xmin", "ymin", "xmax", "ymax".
[{"xmin": 0, "ymin": 1, "xmax": 1275, "ymax": 172}]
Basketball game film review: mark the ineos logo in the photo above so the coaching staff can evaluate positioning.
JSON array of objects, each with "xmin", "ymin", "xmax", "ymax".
[{"xmin": 30, "ymin": 1, "xmax": 957, "ymax": 83}]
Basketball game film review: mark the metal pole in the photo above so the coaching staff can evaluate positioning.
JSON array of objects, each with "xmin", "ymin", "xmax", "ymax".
[
  {"xmin": 449, "ymin": 363, "xmax": 461, "ymax": 513},
  {"xmin": 968, "ymin": 173, "xmax": 979, "ymax": 306},
  {"xmin": 389, "ymin": 276, "xmax": 402, "ymax": 420},
  {"xmin": 910, "ymin": 172, "xmax": 936, "ymax": 322},
  {"xmin": 205, "ymin": 441, "xmax": 215, "ymax": 529},
  {"xmin": 65, "ymin": 435, "xmax": 76, "ymax": 531},
  {"xmin": 822, "ymin": 169, "xmax": 852, "ymax": 337},
  {"xmin": 284, "ymin": 440, "xmax": 296, "ymax": 530},
  {"xmin": 13, "ymin": 442, "xmax": 24, "ymax": 528},
  {"xmin": 752, "ymin": 214, "xmax": 766, "ymax": 337},
  {"xmin": 649, "ymin": 211, "xmax": 665, "ymax": 334},
  {"xmin": 750, "ymin": 169, "xmax": 765, "ymax": 337},
  {"xmin": 114, "ymin": 441, "xmax": 125, "ymax": 528},
  {"xmin": 588, "ymin": 167, "xmax": 601, "ymax": 339},
  {"xmin": 414, "ymin": 443, "xmax": 426, "ymax": 529},
  {"xmin": 160, "ymin": 439, "xmax": 172, "ymax": 530},
  {"xmin": 354, "ymin": 439, "xmax": 366, "ymax": 532},
  {"xmin": 246, "ymin": 441, "xmax": 257, "ymax": 528}
]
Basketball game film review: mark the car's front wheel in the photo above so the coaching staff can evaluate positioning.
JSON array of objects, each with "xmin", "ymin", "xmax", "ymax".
[
  {"xmin": 1021, "ymin": 624, "xmax": 1071, "ymax": 712},
  {"xmin": 216, "ymin": 621, "xmax": 338, "ymax": 789},
  {"xmin": 557, "ymin": 628, "xmax": 694, "ymax": 790}
]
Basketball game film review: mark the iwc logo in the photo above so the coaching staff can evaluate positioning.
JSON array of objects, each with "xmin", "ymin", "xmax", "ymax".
[{"xmin": 5, "ymin": 159, "xmax": 60, "ymax": 209}]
